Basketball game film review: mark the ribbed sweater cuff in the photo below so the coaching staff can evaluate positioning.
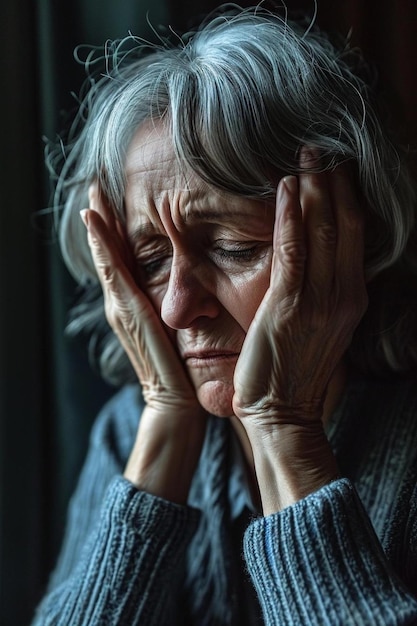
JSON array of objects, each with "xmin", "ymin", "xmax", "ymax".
[
  {"xmin": 48, "ymin": 476, "xmax": 201, "ymax": 625},
  {"xmin": 244, "ymin": 478, "xmax": 417, "ymax": 625},
  {"xmin": 103, "ymin": 475, "xmax": 201, "ymax": 532}
]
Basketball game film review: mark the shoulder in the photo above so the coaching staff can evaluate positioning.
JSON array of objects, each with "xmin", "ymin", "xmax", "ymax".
[
  {"xmin": 339, "ymin": 371, "xmax": 417, "ymax": 425},
  {"xmin": 330, "ymin": 372, "xmax": 417, "ymax": 490},
  {"xmin": 330, "ymin": 372, "xmax": 417, "ymax": 471},
  {"xmin": 89, "ymin": 383, "xmax": 144, "ymax": 466}
]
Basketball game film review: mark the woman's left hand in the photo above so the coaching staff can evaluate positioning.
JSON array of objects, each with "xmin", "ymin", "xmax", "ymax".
[{"xmin": 233, "ymin": 150, "xmax": 368, "ymax": 514}]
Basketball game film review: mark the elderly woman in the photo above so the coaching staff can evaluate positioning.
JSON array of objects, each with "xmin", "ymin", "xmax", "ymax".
[{"xmin": 33, "ymin": 5, "xmax": 417, "ymax": 625}]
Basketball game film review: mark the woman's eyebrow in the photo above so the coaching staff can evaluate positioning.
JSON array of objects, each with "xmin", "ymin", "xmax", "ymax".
[
  {"xmin": 127, "ymin": 201, "xmax": 271, "ymax": 245},
  {"xmin": 127, "ymin": 223, "xmax": 162, "ymax": 244},
  {"xmin": 127, "ymin": 210, "xmax": 240, "ymax": 243},
  {"xmin": 183, "ymin": 206, "xmax": 258, "ymax": 223}
]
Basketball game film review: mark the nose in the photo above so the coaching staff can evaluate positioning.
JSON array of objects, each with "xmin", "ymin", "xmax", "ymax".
[{"xmin": 160, "ymin": 252, "xmax": 220, "ymax": 330}]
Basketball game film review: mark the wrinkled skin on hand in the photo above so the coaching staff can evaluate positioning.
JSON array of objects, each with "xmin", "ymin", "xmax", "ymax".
[
  {"xmin": 232, "ymin": 151, "xmax": 368, "ymax": 512},
  {"xmin": 84, "ymin": 185, "xmax": 200, "ymax": 415},
  {"xmin": 234, "ymin": 152, "xmax": 368, "ymax": 425},
  {"xmin": 82, "ymin": 186, "xmax": 207, "ymax": 503}
]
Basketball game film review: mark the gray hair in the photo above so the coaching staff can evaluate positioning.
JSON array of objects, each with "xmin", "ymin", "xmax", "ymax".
[{"xmin": 47, "ymin": 5, "xmax": 417, "ymax": 385}]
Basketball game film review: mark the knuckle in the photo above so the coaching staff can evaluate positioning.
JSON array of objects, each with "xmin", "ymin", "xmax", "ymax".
[
  {"xmin": 279, "ymin": 240, "xmax": 306, "ymax": 266},
  {"xmin": 104, "ymin": 292, "xmax": 143, "ymax": 337},
  {"xmin": 315, "ymin": 222, "xmax": 336, "ymax": 247},
  {"xmin": 103, "ymin": 299, "xmax": 119, "ymax": 329},
  {"xmin": 101, "ymin": 262, "xmax": 117, "ymax": 286},
  {"xmin": 344, "ymin": 208, "xmax": 364, "ymax": 238}
]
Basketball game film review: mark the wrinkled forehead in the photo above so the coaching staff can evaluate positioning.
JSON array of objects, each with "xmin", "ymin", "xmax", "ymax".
[
  {"xmin": 123, "ymin": 118, "xmax": 276, "ymax": 239},
  {"xmin": 125, "ymin": 120, "xmax": 201, "ymax": 187},
  {"xmin": 124, "ymin": 119, "xmax": 225, "ymax": 216},
  {"xmin": 126, "ymin": 120, "xmax": 170, "ymax": 171}
]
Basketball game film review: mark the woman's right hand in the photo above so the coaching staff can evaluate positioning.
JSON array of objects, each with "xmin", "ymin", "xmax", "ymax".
[{"xmin": 81, "ymin": 184, "xmax": 207, "ymax": 504}]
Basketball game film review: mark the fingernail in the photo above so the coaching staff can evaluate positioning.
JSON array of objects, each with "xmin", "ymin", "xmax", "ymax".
[
  {"xmin": 277, "ymin": 176, "xmax": 297, "ymax": 207},
  {"xmin": 80, "ymin": 209, "xmax": 89, "ymax": 228},
  {"xmin": 283, "ymin": 175, "xmax": 298, "ymax": 194},
  {"xmin": 278, "ymin": 176, "xmax": 298, "ymax": 201}
]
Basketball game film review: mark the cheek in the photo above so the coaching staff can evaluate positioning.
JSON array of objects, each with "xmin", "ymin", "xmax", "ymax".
[
  {"xmin": 222, "ymin": 265, "xmax": 271, "ymax": 331},
  {"xmin": 146, "ymin": 284, "xmax": 166, "ymax": 314}
]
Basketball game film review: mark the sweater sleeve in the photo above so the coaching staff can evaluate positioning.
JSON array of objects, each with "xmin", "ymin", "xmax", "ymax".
[
  {"xmin": 32, "ymin": 478, "xmax": 200, "ymax": 626},
  {"xmin": 31, "ymin": 388, "xmax": 201, "ymax": 626},
  {"xmin": 243, "ymin": 478, "xmax": 417, "ymax": 625}
]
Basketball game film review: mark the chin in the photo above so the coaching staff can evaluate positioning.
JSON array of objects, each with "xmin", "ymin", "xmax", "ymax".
[{"xmin": 197, "ymin": 380, "xmax": 235, "ymax": 418}]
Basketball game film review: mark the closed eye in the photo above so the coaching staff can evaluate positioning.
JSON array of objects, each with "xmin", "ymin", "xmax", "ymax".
[
  {"xmin": 215, "ymin": 246, "xmax": 259, "ymax": 260},
  {"xmin": 133, "ymin": 238, "xmax": 173, "ymax": 286},
  {"xmin": 141, "ymin": 256, "xmax": 171, "ymax": 279},
  {"xmin": 213, "ymin": 242, "xmax": 268, "ymax": 264}
]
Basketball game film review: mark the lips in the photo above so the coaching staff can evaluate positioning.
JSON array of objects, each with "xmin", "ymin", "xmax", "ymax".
[{"xmin": 182, "ymin": 349, "xmax": 239, "ymax": 366}]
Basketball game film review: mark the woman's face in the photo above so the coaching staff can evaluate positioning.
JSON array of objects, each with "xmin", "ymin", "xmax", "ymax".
[{"xmin": 124, "ymin": 122, "xmax": 275, "ymax": 417}]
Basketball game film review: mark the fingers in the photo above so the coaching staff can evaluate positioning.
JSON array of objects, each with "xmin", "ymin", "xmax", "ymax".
[
  {"xmin": 81, "ymin": 186, "xmax": 157, "ymax": 344},
  {"xmin": 271, "ymin": 175, "xmax": 306, "ymax": 303},
  {"xmin": 328, "ymin": 165, "xmax": 367, "ymax": 305},
  {"xmin": 81, "ymin": 204, "xmax": 163, "ymax": 377},
  {"xmin": 88, "ymin": 184, "xmax": 131, "ymax": 271},
  {"xmin": 299, "ymin": 148, "xmax": 336, "ymax": 303},
  {"xmin": 271, "ymin": 148, "xmax": 367, "ymax": 327},
  {"xmin": 299, "ymin": 149, "xmax": 366, "ymax": 305},
  {"xmin": 81, "ymin": 194, "xmax": 195, "ymax": 401},
  {"xmin": 81, "ymin": 206, "xmax": 137, "ymax": 307}
]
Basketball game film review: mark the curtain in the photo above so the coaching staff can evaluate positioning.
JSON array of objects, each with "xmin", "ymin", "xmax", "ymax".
[{"xmin": 1, "ymin": 1, "xmax": 415, "ymax": 624}]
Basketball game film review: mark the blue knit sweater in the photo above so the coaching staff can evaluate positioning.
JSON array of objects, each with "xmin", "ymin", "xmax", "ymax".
[{"xmin": 32, "ymin": 375, "xmax": 417, "ymax": 625}]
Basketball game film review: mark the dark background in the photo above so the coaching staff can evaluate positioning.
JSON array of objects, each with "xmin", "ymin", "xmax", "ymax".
[{"xmin": 1, "ymin": 1, "xmax": 416, "ymax": 624}]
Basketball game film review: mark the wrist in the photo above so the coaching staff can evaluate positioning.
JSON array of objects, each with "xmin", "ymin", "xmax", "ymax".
[
  {"xmin": 246, "ymin": 421, "xmax": 339, "ymax": 515},
  {"xmin": 124, "ymin": 405, "xmax": 207, "ymax": 505}
]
